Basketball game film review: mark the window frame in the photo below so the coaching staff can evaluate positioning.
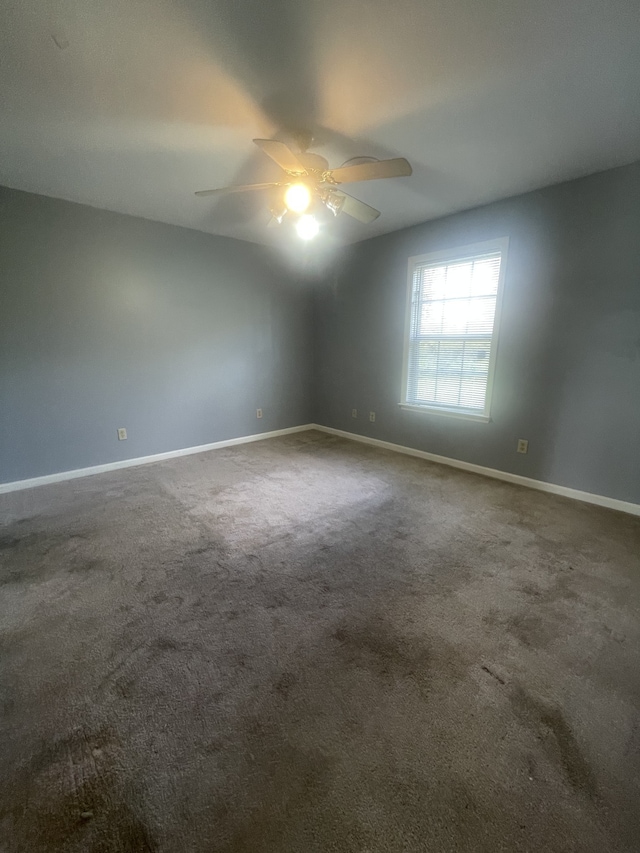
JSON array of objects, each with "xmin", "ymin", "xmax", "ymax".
[{"xmin": 400, "ymin": 237, "xmax": 509, "ymax": 422}]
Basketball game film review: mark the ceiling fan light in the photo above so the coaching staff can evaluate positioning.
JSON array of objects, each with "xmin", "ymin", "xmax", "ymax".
[
  {"xmin": 284, "ymin": 183, "xmax": 312, "ymax": 214},
  {"xmin": 296, "ymin": 214, "xmax": 319, "ymax": 241},
  {"xmin": 325, "ymin": 193, "xmax": 345, "ymax": 217}
]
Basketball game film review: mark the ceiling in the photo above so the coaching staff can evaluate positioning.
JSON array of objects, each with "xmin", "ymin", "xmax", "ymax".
[{"xmin": 1, "ymin": 0, "xmax": 640, "ymax": 247}]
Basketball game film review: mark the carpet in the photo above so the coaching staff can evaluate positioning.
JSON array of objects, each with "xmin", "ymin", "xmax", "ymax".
[{"xmin": 0, "ymin": 430, "xmax": 639, "ymax": 852}]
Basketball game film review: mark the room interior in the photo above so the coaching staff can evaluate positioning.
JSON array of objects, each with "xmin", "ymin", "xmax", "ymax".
[{"xmin": 1, "ymin": 1, "xmax": 639, "ymax": 851}]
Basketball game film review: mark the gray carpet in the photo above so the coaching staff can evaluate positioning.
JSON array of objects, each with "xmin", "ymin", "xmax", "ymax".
[{"xmin": 1, "ymin": 430, "xmax": 639, "ymax": 852}]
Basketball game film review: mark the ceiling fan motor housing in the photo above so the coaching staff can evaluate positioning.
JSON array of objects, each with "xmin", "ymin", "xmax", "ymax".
[{"xmin": 294, "ymin": 152, "xmax": 329, "ymax": 175}]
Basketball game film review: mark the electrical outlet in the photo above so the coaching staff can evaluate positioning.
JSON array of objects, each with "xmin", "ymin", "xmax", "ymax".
[
  {"xmin": 117, "ymin": 428, "xmax": 127, "ymax": 441},
  {"xmin": 369, "ymin": 411, "xmax": 376, "ymax": 423},
  {"xmin": 351, "ymin": 408, "xmax": 357, "ymax": 418},
  {"xmin": 517, "ymin": 439, "xmax": 528, "ymax": 454},
  {"xmin": 256, "ymin": 408, "xmax": 263, "ymax": 419}
]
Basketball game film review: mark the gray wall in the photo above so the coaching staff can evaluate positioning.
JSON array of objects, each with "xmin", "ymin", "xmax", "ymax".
[
  {"xmin": 314, "ymin": 162, "xmax": 640, "ymax": 504},
  {"xmin": 0, "ymin": 187, "xmax": 312, "ymax": 483},
  {"xmin": 3, "ymin": 163, "xmax": 640, "ymax": 504}
]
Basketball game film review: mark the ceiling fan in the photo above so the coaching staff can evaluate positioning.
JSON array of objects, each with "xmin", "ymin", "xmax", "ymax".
[{"xmin": 195, "ymin": 138, "xmax": 412, "ymax": 238}]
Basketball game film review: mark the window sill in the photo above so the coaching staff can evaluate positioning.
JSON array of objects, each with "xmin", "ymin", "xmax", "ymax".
[{"xmin": 399, "ymin": 403, "xmax": 491, "ymax": 423}]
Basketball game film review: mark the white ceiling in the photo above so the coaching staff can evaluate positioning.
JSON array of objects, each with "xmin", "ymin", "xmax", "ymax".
[{"xmin": 1, "ymin": 0, "xmax": 640, "ymax": 246}]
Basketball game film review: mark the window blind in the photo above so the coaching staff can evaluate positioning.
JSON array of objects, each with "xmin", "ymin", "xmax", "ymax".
[{"xmin": 405, "ymin": 251, "xmax": 502, "ymax": 415}]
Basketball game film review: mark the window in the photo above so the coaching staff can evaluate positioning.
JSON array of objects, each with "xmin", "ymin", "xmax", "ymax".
[{"xmin": 401, "ymin": 238, "xmax": 508, "ymax": 421}]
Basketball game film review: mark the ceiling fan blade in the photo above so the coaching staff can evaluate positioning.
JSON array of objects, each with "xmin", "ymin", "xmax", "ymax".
[
  {"xmin": 195, "ymin": 182, "xmax": 282, "ymax": 197},
  {"xmin": 329, "ymin": 157, "xmax": 412, "ymax": 185},
  {"xmin": 253, "ymin": 139, "xmax": 307, "ymax": 175},
  {"xmin": 334, "ymin": 191, "xmax": 381, "ymax": 224}
]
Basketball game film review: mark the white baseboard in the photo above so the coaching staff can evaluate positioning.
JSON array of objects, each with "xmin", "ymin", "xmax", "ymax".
[
  {"xmin": 0, "ymin": 424, "xmax": 314, "ymax": 495},
  {"xmin": 3, "ymin": 422, "xmax": 638, "ymax": 517},
  {"xmin": 311, "ymin": 424, "xmax": 640, "ymax": 517}
]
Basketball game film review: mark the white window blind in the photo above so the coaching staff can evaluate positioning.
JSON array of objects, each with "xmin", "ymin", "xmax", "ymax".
[{"xmin": 402, "ymin": 240, "xmax": 507, "ymax": 419}]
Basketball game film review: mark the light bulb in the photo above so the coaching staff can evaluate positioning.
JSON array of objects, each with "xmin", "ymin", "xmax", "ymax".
[
  {"xmin": 284, "ymin": 183, "xmax": 312, "ymax": 214},
  {"xmin": 296, "ymin": 214, "xmax": 319, "ymax": 241}
]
